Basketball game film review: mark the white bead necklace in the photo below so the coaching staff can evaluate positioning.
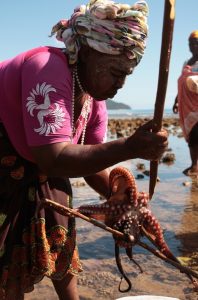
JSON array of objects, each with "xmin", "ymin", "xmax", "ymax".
[{"xmin": 72, "ymin": 66, "xmax": 92, "ymax": 145}]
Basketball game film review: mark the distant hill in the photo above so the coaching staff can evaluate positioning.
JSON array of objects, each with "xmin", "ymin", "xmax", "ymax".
[{"xmin": 106, "ymin": 99, "xmax": 131, "ymax": 110}]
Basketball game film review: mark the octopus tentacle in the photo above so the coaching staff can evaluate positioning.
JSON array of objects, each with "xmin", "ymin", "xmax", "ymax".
[
  {"xmin": 125, "ymin": 247, "xmax": 143, "ymax": 273},
  {"xmin": 77, "ymin": 167, "xmax": 138, "ymax": 220},
  {"xmin": 77, "ymin": 200, "xmax": 131, "ymax": 221},
  {"xmin": 142, "ymin": 211, "xmax": 177, "ymax": 261},
  {"xmin": 115, "ymin": 244, "xmax": 132, "ymax": 293},
  {"xmin": 109, "ymin": 166, "xmax": 138, "ymax": 207}
]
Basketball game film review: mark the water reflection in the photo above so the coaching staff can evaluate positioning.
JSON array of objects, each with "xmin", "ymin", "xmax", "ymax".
[{"xmin": 176, "ymin": 177, "xmax": 198, "ymax": 269}]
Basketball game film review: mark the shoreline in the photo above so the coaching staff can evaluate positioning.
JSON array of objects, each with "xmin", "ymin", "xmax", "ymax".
[{"xmin": 108, "ymin": 116, "xmax": 182, "ymax": 139}]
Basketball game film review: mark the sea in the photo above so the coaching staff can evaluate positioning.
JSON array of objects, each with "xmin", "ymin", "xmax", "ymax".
[{"xmin": 107, "ymin": 108, "xmax": 176, "ymax": 119}]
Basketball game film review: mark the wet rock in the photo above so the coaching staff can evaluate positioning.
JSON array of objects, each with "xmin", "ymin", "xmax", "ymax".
[
  {"xmin": 136, "ymin": 163, "xmax": 146, "ymax": 171},
  {"xmin": 161, "ymin": 152, "xmax": 175, "ymax": 164},
  {"xmin": 116, "ymin": 130, "xmax": 125, "ymax": 138},
  {"xmin": 72, "ymin": 181, "xmax": 86, "ymax": 187},
  {"xmin": 177, "ymin": 132, "xmax": 184, "ymax": 138},
  {"xmin": 136, "ymin": 174, "xmax": 144, "ymax": 179}
]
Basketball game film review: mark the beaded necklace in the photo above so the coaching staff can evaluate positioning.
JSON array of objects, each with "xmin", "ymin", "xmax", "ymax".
[{"xmin": 72, "ymin": 66, "xmax": 92, "ymax": 144}]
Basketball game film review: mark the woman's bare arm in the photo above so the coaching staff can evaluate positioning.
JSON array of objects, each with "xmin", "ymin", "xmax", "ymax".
[
  {"xmin": 31, "ymin": 121, "xmax": 168, "ymax": 178},
  {"xmin": 84, "ymin": 169, "xmax": 111, "ymax": 199}
]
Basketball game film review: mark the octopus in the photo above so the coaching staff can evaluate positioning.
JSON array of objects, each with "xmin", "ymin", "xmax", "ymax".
[
  {"xmin": 76, "ymin": 166, "xmax": 198, "ymax": 292},
  {"xmin": 42, "ymin": 167, "xmax": 198, "ymax": 293}
]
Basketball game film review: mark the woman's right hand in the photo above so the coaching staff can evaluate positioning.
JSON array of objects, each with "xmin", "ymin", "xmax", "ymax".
[
  {"xmin": 172, "ymin": 96, "xmax": 179, "ymax": 114},
  {"xmin": 173, "ymin": 102, "xmax": 179, "ymax": 114},
  {"xmin": 125, "ymin": 120, "xmax": 168, "ymax": 161}
]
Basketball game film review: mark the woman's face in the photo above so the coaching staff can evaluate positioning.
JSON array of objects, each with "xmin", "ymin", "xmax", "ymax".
[
  {"xmin": 78, "ymin": 47, "xmax": 137, "ymax": 100},
  {"xmin": 189, "ymin": 38, "xmax": 198, "ymax": 57}
]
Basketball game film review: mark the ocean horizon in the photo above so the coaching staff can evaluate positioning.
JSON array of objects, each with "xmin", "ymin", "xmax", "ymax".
[{"xmin": 107, "ymin": 108, "xmax": 177, "ymax": 119}]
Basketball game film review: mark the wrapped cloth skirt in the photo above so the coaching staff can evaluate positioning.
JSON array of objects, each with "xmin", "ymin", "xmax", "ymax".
[{"xmin": 0, "ymin": 124, "xmax": 82, "ymax": 299}]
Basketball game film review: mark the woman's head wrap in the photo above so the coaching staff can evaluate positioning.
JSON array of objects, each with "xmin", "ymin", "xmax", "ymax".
[
  {"xmin": 189, "ymin": 30, "xmax": 198, "ymax": 40},
  {"xmin": 50, "ymin": 0, "xmax": 149, "ymax": 65}
]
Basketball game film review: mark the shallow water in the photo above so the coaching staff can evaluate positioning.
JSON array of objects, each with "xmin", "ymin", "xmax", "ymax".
[{"xmin": 74, "ymin": 134, "xmax": 198, "ymax": 300}]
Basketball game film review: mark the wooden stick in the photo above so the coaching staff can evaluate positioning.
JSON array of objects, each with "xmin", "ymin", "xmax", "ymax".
[
  {"xmin": 140, "ymin": 227, "xmax": 198, "ymax": 287},
  {"xmin": 43, "ymin": 198, "xmax": 124, "ymax": 238},
  {"xmin": 137, "ymin": 241, "xmax": 198, "ymax": 281},
  {"xmin": 42, "ymin": 198, "xmax": 198, "ymax": 284},
  {"xmin": 149, "ymin": 0, "xmax": 175, "ymax": 199}
]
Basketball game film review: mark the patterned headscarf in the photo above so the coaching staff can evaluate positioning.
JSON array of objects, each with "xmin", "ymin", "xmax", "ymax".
[
  {"xmin": 189, "ymin": 30, "xmax": 198, "ymax": 40},
  {"xmin": 50, "ymin": 0, "xmax": 149, "ymax": 65}
]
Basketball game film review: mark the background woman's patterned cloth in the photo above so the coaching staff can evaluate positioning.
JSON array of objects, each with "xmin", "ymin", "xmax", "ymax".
[
  {"xmin": 0, "ymin": 124, "xmax": 82, "ymax": 299},
  {"xmin": 178, "ymin": 62, "xmax": 198, "ymax": 141}
]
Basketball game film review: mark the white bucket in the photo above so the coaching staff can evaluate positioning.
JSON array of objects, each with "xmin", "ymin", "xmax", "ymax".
[{"xmin": 116, "ymin": 296, "xmax": 180, "ymax": 300}]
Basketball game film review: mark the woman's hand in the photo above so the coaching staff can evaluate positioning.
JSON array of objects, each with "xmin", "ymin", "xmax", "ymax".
[
  {"xmin": 173, "ymin": 96, "xmax": 179, "ymax": 114},
  {"xmin": 125, "ymin": 120, "xmax": 168, "ymax": 161},
  {"xmin": 173, "ymin": 102, "xmax": 178, "ymax": 114}
]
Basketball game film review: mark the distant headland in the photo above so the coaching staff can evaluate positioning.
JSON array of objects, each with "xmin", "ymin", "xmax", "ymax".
[{"xmin": 106, "ymin": 99, "xmax": 131, "ymax": 110}]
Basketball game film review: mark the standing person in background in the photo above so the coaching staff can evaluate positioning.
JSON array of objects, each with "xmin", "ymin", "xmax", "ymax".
[
  {"xmin": 173, "ymin": 30, "xmax": 198, "ymax": 176},
  {"xmin": 0, "ymin": 1, "xmax": 168, "ymax": 299}
]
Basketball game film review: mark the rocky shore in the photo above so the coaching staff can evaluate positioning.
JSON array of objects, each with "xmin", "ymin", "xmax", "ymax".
[{"xmin": 108, "ymin": 117, "xmax": 182, "ymax": 139}]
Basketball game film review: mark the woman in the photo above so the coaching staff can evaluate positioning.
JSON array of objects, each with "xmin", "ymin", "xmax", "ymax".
[
  {"xmin": 173, "ymin": 30, "xmax": 198, "ymax": 176},
  {"xmin": 0, "ymin": 1, "xmax": 168, "ymax": 299}
]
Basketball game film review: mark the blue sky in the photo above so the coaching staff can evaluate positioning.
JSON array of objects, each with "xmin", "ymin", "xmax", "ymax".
[{"xmin": 0, "ymin": 1, "xmax": 197, "ymax": 109}]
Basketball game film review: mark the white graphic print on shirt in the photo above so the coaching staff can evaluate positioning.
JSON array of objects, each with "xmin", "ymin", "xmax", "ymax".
[{"xmin": 26, "ymin": 82, "xmax": 66, "ymax": 136}]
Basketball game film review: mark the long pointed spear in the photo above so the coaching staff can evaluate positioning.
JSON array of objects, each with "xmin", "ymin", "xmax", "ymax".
[{"xmin": 149, "ymin": 0, "xmax": 176, "ymax": 199}]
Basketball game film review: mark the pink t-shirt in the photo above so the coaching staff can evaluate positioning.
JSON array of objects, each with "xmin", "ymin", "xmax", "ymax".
[{"xmin": 0, "ymin": 47, "xmax": 108, "ymax": 161}]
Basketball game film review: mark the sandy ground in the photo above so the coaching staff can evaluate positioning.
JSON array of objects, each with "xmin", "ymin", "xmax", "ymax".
[{"xmin": 24, "ymin": 255, "xmax": 198, "ymax": 300}]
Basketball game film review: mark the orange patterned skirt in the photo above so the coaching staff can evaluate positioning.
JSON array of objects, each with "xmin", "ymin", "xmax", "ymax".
[{"xmin": 0, "ymin": 124, "xmax": 82, "ymax": 299}]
